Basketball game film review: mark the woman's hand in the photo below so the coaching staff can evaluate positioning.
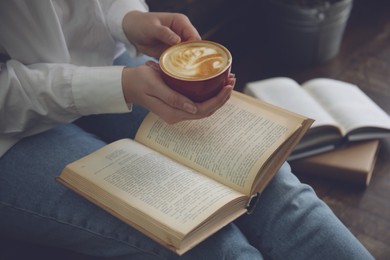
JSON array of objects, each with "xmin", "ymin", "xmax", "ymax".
[
  {"xmin": 122, "ymin": 11, "xmax": 201, "ymax": 58},
  {"xmin": 122, "ymin": 64, "xmax": 235, "ymax": 124},
  {"xmin": 121, "ymin": 11, "xmax": 235, "ymax": 124}
]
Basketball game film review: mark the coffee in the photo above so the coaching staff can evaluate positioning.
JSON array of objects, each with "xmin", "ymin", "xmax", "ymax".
[
  {"xmin": 159, "ymin": 40, "xmax": 232, "ymax": 102},
  {"xmin": 160, "ymin": 41, "xmax": 231, "ymax": 80}
]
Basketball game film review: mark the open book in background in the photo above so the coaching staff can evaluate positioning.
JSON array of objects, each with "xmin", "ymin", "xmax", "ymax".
[
  {"xmin": 57, "ymin": 91, "xmax": 313, "ymax": 255},
  {"xmin": 244, "ymin": 77, "xmax": 390, "ymax": 160},
  {"xmin": 290, "ymin": 140, "xmax": 380, "ymax": 187}
]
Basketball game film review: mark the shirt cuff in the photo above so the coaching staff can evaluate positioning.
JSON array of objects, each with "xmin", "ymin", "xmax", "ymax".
[
  {"xmin": 106, "ymin": 0, "xmax": 149, "ymax": 57},
  {"xmin": 72, "ymin": 66, "xmax": 131, "ymax": 115}
]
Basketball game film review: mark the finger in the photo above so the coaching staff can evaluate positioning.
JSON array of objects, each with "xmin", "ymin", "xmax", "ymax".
[
  {"xmin": 145, "ymin": 79, "xmax": 198, "ymax": 115},
  {"xmin": 227, "ymin": 76, "xmax": 236, "ymax": 87},
  {"xmin": 144, "ymin": 95, "xmax": 203, "ymax": 124},
  {"xmin": 196, "ymin": 84, "xmax": 234, "ymax": 116},
  {"xmin": 136, "ymin": 64, "xmax": 198, "ymax": 115},
  {"xmin": 171, "ymin": 14, "xmax": 201, "ymax": 41},
  {"xmin": 145, "ymin": 60, "xmax": 161, "ymax": 72},
  {"xmin": 181, "ymin": 27, "xmax": 201, "ymax": 41},
  {"xmin": 154, "ymin": 25, "xmax": 181, "ymax": 46},
  {"xmin": 145, "ymin": 83, "xmax": 234, "ymax": 124}
]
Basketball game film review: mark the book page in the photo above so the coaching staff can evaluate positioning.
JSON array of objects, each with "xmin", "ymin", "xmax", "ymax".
[
  {"xmin": 63, "ymin": 139, "xmax": 244, "ymax": 236},
  {"xmin": 244, "ymin": 77, "xmax": 337, "ymax": 128},
  {"xmin": 135, "ymin": 91, "xmax": 305, "ymax": 195},
  {"xmin": 302, "ymin": 78, "xmax": 390, "ymax": 138}
]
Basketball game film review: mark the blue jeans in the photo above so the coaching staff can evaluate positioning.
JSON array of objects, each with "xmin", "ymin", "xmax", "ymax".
[{"xmin": 0, "ymin": 54, "xmax": 373, "ymax": 259}]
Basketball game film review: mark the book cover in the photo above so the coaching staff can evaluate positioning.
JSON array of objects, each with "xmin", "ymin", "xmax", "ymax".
[{"xmin": 289, "ymin": 140, "xmax": 380, "ymax": 186}]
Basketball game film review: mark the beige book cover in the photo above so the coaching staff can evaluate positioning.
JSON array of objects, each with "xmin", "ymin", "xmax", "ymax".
[
  {"xmin": 57, "ymin": 91, "xmax": 313, "ymax": 255},
  {"xmin": 290, "ymin": 140, "xmax": 380, "ymax": 186}
]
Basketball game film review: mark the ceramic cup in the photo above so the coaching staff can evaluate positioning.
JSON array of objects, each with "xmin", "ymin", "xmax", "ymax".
[{"xmin": 159, "ymin": 40, "xmax": 232, "ymax": 102}]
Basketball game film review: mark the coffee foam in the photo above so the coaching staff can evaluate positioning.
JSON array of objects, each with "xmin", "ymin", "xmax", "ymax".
[{"xmin": 161, "ymin": 42, "xmax": 230, "ymax": 80}]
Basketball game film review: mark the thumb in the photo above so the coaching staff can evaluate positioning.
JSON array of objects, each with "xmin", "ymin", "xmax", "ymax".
[{"xmin": 156, "ymin": 26, "xmax": 181, "ymax": 46}]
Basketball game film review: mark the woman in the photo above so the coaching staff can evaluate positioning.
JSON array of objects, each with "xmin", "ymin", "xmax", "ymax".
[{"xmin": 0, "ymin": 1, "xmax": 373, "ymax": 259}]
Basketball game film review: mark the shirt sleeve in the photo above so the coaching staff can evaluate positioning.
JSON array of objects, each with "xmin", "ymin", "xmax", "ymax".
[
  {"xmin": 0, "ymin": 60, "xmax": 129, "ymax": 140},
  {"xmin": 72, "ymin": 65, "xmax": 130, "ymax": 115},
  {"xmin": 100, "ymin": 0, "xmax": 149, "ymax": 56}
]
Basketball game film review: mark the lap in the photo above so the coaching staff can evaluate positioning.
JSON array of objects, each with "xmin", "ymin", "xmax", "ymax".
[
  {"xmin": 0, "ymin": 119, "xmax": 263, "ymax": 259},
  {"xmin": 0, "ymin": 126, "xmax": 372, "ymax": 259},
  {"xmin": 0, "ymin": 123, "xmax": 168, "ymax": 258},
  {"xmin": 236, "ymin": 163, "xmax": 373, "ymax": 260}
]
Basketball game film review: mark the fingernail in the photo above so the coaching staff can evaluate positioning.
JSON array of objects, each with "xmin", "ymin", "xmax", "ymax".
[
  {"xmin": 169, "ymin": 34, "xmax": 181, "ymax": 45},
  {"xmin": 183, "ymin": 102, "xmax": 197, "ymax": 114},
  {"xmin": 145, "ymin": 61, "xmax": 161, "ymax": 72},
  {"xmin": 224, "ymin": 86, "xmax": 233, "ymax": 101},
  {"xmin": 229, "ymin": 78, "xmax": 236, "ymax": 86}
]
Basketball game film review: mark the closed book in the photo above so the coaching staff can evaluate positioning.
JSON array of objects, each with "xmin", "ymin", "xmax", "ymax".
[{"xmin": 290, "ymin": 140, "xmax": 380, "ymax": 186}]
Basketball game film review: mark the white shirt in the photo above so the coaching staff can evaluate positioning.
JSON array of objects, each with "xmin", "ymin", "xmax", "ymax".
[{"xmin": 0, "ymin": 0, "xmax": 148, "ymax": 157}]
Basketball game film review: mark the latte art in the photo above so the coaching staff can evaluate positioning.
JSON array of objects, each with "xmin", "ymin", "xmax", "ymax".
[
  {"xmin": 161, "ymin": 43, "xmax": 230, "ymax": 80},
  {"xmin": 159, "ymin": 40, "xmax": 232, "ymax": 102}
]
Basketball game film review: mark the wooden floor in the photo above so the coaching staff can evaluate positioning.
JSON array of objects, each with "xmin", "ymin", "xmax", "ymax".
[
  {"xmin": 2, "ymin": 0, "xmax": 389, "ymax": 259},
  {"xmin": 200, "ymin": 0, "xmax": 390, "ymax": 259}
]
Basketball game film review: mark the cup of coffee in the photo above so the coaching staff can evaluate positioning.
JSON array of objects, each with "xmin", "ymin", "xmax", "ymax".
[{"xmin": 159, "ymin": 40, "xmax": 232, "ymax": 102}]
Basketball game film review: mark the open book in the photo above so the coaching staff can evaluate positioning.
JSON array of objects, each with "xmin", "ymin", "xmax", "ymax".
[
  {"xmin": 244, "ymin": 77, "xmax": 390, "ymax": 160},
  {"xmin": 57, "ymin": 91, "xmax": 312, "ymax": 255}
]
